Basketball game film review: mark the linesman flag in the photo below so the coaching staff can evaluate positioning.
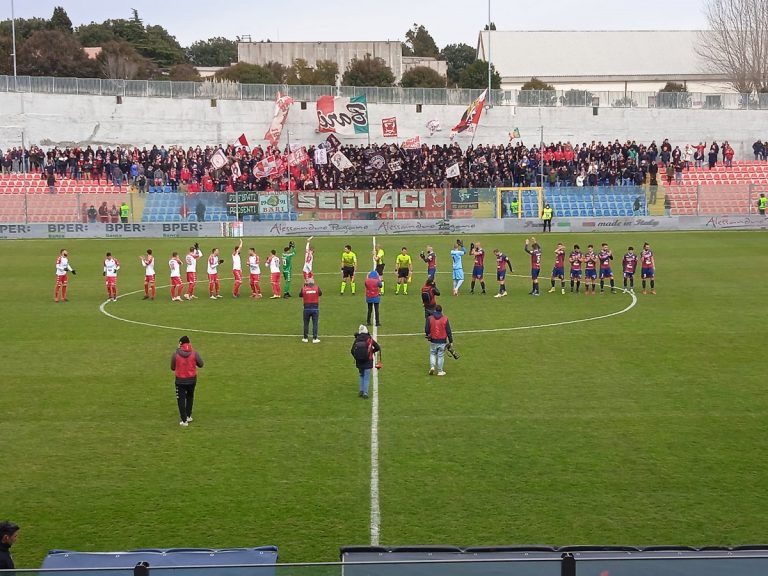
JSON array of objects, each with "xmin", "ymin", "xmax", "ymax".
[{"xmin": 451, "ymin": 89, "xmax": 487, "ymax": 136}]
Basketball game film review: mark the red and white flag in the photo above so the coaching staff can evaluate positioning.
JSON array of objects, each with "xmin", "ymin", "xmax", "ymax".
[
  {"xmin": 446, "ymin": 163, "xmax": 461, "ymax": 179},
  {"xmin": 401, "ymin": 135, "xmax": 421, "ymax": 150},
  {"xmin": 231, "ymin": 161, "xmax": 242, "ymax": 179},
  {"xmin": 288, "ymin": 147, "xmax": 309, "ymax": 166},
  {"xmin": 382, "ymin": 117, "xmax": 398, "ymax": 137},
  {"xmin": 253, "ymin": 155, "xmax": 278, "ymax": 178},
  {"xmin": 451, "ymin": 89, "xmax": 487, "ymax": 136},
  {"xmin": 238, "ymin": 134, "xmax": 249, "ymax": 147},
  {"xmin": 210, "ymin": 149, "xmax": 228, "ymax": 170},
  {"xmin": 264, "ymin": 92, "xmax": 294, "ymax": 146}
]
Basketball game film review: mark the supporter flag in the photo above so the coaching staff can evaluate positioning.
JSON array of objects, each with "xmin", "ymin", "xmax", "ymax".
[
  {"xmin": 388, "ymin": 159, "xmax": 402, "ymax": 172},
  {"xmin": 451, "ymin": 89, "xmax": 487, "ymax": 136},
  {"xmin": 316, "ymin": 95, "xmax": 369, "ymax": 135},
  {"xmin": 314, "ymin": 147, "xmax": 328, "ymax": 165},
  {"xmin": 254, "ymin": 155, "xmax": 278, "ymax": 178},
  {"xmin": 426, "ymin": 119, "xmax": 441, "ymax": 136},
  {"xmin": 446, "ymin": 163, "xmax": 461, "ymax": 179},
  {"xmin": 231, "ymin": 161, "xmax": 242, "ymax": 179},
  {"xmin": 330, "ymin": 150, "xmax": 354, "ymax": 171},
  {"xmin": 509, "ymin": 127, "xmax": 521, "ymax": 141},
  {"xmin": 367, "ymin": 153, "xmax": 386, "ymax": 173},
  {"xmin": 264, "ymin": 92, "xmax": 294, "ymax": 146},
  {"xmin": 238, "ymin": 134, "xmax": 249, "ymax": 147},
  {"xmin": 382, "ymin": 117, "xmax": 398, "ymax": 137},
  {"xmin": 402, "ymin": 135, "xmax": 421, "ymax": 150},
  {"xmin": 325, "ymin": 134, "xmax": 342, "ymax": 150},
  {"xmin": 210, "ymin": 149, "xmax": 228, "ymax": 170},
  {"xmin": 288, "ymin": 147, "xmax": 309, "ymax": 167}
]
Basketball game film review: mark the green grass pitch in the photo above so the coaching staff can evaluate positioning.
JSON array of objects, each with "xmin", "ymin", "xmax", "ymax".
[{"xmin": 2, "ymin": 231, "xmax": 767, "ymax": 566}]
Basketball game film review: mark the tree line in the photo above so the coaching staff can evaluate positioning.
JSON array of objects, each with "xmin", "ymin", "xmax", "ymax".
[{"xmin": 0, "ymin": 9, "xmax": 499, "ymax": 89}]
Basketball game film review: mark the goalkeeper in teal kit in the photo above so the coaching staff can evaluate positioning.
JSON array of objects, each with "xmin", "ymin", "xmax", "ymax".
[{"xmin": 282, "ymin": 241, "xmax": 296, "ymax": 297}]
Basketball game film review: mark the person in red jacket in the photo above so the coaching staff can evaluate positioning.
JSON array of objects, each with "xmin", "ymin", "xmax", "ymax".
[
  {"xmin": 170, "ymin": 335, "xmax": 204, "ymax": 427},
  {"xmin": 364, "ymin": 270, "xmax": 382, "ymax": 327},
  {"xmin": 425, "ymin": 304, "xmax": 453, "ymax": 376},
  {"xmin": 299, "ymin": 277, "xmax": 322, "ymax": 343}
]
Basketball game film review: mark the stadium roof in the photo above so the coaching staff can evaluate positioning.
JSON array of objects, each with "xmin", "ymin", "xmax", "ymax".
[{"xmin": 477, "ymin": 30, "xmax": 723, "ymax": 82}]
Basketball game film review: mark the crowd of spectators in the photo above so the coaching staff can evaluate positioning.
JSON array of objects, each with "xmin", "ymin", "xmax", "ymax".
[{"xmin": 0, "ymin": 137, "xmax": 759, "ymax": 193}]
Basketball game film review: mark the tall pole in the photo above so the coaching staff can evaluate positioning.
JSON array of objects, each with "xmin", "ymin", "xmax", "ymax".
[
  {"xmin": 10, "ymin": 0, "xmax": 17, "ymax": 84},
  {"xmin": 486, "ymin": 0, "xmax": 492, "ymax": 107}
]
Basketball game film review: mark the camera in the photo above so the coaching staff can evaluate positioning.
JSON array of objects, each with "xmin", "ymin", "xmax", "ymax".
[{"xmin": 446, "ymin": 343, "xmax": 460, "ymax": 360}]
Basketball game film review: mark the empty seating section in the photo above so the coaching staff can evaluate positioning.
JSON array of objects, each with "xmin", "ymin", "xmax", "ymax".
[
  {"xmin": 0, "ymin": 174, "xmax": 130, "ymax": 222},
  {"xmin": 522, "ymin": 187, "xmax": 641, "ymax": 218},
  {"xmin": 666, "ymin": 160, "xmax": 768, "ymax": 215}
]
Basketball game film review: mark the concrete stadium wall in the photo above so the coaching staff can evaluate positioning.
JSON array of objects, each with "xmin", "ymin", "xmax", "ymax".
[{"xmin": 1, "ymin": 92, "xmax": 766, "ymax": 159}]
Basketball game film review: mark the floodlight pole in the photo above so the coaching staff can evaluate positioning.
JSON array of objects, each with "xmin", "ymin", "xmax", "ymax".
[
  {"xmin": 10, "ymin": 0, "xmax": 17, "ymax": 83},
  {"xmin": 487, "ymin": 0, "xmax": 491, "ymax": 103}
]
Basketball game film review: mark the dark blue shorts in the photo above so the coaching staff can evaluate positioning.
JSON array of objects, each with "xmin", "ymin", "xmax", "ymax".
[
  {"xmin": 497, "ymin": 270, "xmax": 506, "ymax": 281},
  {"xmin": 472, "ymin": 266, "xmax": 484, "ymax": 278},
  {"xmin": 531, "ymin": 268, "xmax": 540, "ymax": 279},
  {"xmin": 552, "ymin": 266, "xmax": 564, "ymax": 278},
  {"xmin": 599, "ymin": 268, "xmax": 613, "ymax": 278},
  {"xmin": 570, "ymin": 270, "xmax": 582, "ymax": 278},
  {"xmin": 641, "ymin": 267, "xmax": 654, "ymax": 278},
  {"xmin": 624, "ymin": 271, "xmax": 634, "ymax": 278},
  {"xmin": 586, "ymin": 270, "xmax": 597, "ymax": 280}
]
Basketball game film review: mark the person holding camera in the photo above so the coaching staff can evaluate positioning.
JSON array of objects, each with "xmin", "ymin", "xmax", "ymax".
[
  {"xmin": 421, "ymin": 277, "xmax": 440, "ymax": 318},
  {"xmin": 425, "ymin": 304, "xmax": 453, "ymax": 376},
  {"xmin": 351, "ymin": 325, "xmax": 381, "ymax": 399},
  {"xmin": 364, "ymin": 270, "xmax": 383, "ymax": 327}
]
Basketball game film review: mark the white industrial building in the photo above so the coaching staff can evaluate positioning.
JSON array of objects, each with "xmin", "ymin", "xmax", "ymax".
[{"xmin": 477, "ymin": 30, "xmax": 730, "ymax": 92}]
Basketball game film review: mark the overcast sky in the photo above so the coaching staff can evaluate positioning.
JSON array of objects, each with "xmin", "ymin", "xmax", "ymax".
[{"xmin": 1, "ymin": 0, "xmax": 709, "ymax": 48}]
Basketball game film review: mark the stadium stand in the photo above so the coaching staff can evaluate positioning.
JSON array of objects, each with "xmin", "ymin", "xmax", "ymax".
[{"xmin": 663, "ymin": 161, "xmax": 768, "ymax": 215}]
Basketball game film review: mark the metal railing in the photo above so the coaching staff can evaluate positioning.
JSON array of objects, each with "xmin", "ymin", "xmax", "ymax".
[{"xmin": 2, "ymin": 75, "xmax": 768, "ymax": 109}]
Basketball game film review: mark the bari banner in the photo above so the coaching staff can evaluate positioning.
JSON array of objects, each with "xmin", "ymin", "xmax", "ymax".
[
  {"xmin": 316, "ymin": 95, "xmax": 369, "ymax": 135},
  {"xmin": 259, "ymin": 193, "xmax": 289, "ymax": 214},
  {"xmin": 264, "ymin": 92, "xmax": 294, "ymax": 146},
  {"xmin": 382, "ymin": 117, "xmax": 398, "ymax": 137}
]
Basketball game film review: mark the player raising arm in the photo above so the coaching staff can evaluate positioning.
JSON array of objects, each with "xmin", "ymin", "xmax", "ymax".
[
  {"xmin": 184, "ymin": 243, "xmax": 202, "ymax": 300},
  {"xmin": 140, "ymin": 249, "xmax": 156, "ymax": 300},
  {"xmin": 524, "ymin": 237, "xmax": 542, "ymax": 296},
  {"xmin": 469, "ymin": 242, "xmax": 486, "ymax": 294},
  {"xmin": 207, "ymin": 248, "xmax": 223, "ymax": 299},
  {"xmin": 548, "ymin": 242, "xmax": 566, "ymax": 294},
  {"xmin": 303, "ymin": 237, "xmax": 315, "ymax": 280},
  {"xmin": 419, "ymin": 245, "xmax": 437, "ymax": 281},
  {"xmin": 450, "ymin": 240, "xmax": 466, "ymax": 296},
  {"xmin": 492, "ymin": 248, "xmax": 513, "ymax": 298}
]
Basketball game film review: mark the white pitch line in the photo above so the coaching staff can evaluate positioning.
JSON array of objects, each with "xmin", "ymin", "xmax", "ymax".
[
  {"xmin": 370, "ymin": 236, "xmax": 381, "ymax": 546},
  {"xmin": 99, "ymin": 286, "xmax": 638, "ymax": 338}
]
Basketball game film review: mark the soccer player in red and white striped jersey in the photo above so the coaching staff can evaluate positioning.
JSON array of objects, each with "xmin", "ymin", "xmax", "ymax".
[
  {"xmin": 140, "ymin": 249, "xmax": 156, "ymax": 300},
  {"xmin": 207, "ymin": 248, "xmax": 222, "ymax": 299},
  {"xmin": 247, "ymin": 247, "xmax": 262, "ymax": 298},
  {"xmin": 54, "ymin": 249, "xmax": 75, "ymax": 302},
  {"xmin": 232, "ymin": 239, "xmax": 243, "ymax": 298},
  {"xmin": 103, "ymin": 252, "xmax": 120, "ymax": 301},
  {"xmin": 184, "ymin": 244, "xmax": 202, "ymax": 300},
  {"xmin": 169, "ymin": 252, "xmax": 183, "ymax": 301}
]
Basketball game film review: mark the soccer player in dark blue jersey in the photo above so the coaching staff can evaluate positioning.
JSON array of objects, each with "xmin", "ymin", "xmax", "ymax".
[{"xmin": 469, "ymin": 242, "xmax": 487, "ymax": 294}]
